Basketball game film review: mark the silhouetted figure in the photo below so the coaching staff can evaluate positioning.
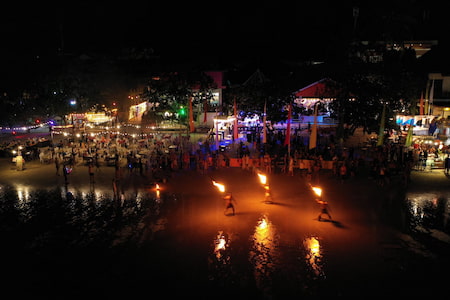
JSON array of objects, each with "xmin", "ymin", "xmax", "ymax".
[
  {"xmin": 66, "ymin": 191, "xmax": 74, "ymax": 201},
  {"xmin": 55, "ymin": 157, "xmax": 60, "ymax": 175},
  {"xmin": 88, "ymin": 162, "xmax": 95, "ymax": 184},
  {"xmin": 263, "ymin": 185, "xmax": 273, "ymax": 204},
  {"xmin": 445, "ymin": 155, "xmax": 450, "ymax": 175},
  {"xmin": 63, "ymin": 164, "xmax": 69, "ymax": 185},
  {"xmin": 112, "ymin": 178, "xmax": 119, "ymax": 200},
  {"xmin": 316, "ymin": 199, "xmax": 332, "ymax": 221},
  {"xmin": 224, "ymin": 192, "xmax": 236, "ymax": 216}
]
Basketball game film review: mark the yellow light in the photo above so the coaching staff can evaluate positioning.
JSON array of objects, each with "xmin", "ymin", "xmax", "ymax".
[
  {"xmin": 307, "ymin": 237, "xmax": 320, "ymax": 255},
  {"xmin": 257, "ymin": 173, "xmax": 267, "ymax": 185},
  {"xmin": 213, "ymin": 231, "xmax": 227, "ymax": 259},
  {"xmin": 304, "ymin": 236, "xmax": 324, "ymax": 277},
  {"xmin": 312, "ymin": 186, "xmax": 322, "ymax": 197},
  {"xmin": 251, "ymin": 214, "xmax": 277, "ymax": 289},
  {"xmin": 258, "ymin": 218, "xmax": 268, "ymax": 230},
  {"xmin": 216, "ymin": 237, "xmax": 226, "ymax": 251},
  {"xmin": 212, "ymin": 181, "xmax": 226, "ymax": 193}
]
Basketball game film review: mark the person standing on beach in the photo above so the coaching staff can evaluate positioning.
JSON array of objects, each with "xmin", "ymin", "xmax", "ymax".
[
  {"xmin": 63, "ymin": 164, "xmax": 69, "ymax": 185},
  {"xmin": 55, "ymin": 156, "xmax": 60, "ymax": 176},
  {"xmin": 88, "ymin": 162, "xmax": 95, "ymax": 184},
  {"xmin": 316, "ymin": 198, "xmax": 332, "ymax": 221},
  {"xmin": 224, "ymin": 192, "xmax": 236, "ymax": 216},
  {"xmin": 445, "ymin": 154, "xmax": 450, "ymax": 175}
]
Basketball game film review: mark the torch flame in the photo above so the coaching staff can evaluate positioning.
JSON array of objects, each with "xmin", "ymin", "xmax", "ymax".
[
  {"xmin": 155, "ymin": 184, "xmax": 160, "ymax": 190},
  {"xmin": 257, "ymin": 173, "xmax": 267, "ymax": 185},
  {"xmin": 311, "ymin": 186, "xmax": 322, "ymax": 197},
  {"xmin": 212, "ymin": 180, "xmax": 226, "ymax": 193}
]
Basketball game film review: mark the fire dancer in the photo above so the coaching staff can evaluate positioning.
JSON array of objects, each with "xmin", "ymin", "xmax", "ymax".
[
  {"xmin": 223, "ymin": 192, "xmax": 236, "ymax": 216},
  {"xmin": 311, "ymin": 185, "xmax": 332, "ymax": 221},
  {"xmin": 316, "ymin": 198, "xmax": 332, "ymax": 221},
  {"xmin": 263, "ymin": 185, "xmax": 273, "ymax": 203},
  {"xmin": 257, "ymin": 172, "xmax": 273, "ymax": 204}
]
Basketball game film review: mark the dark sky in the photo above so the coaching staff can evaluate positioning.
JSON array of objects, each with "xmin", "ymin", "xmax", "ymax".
[
  {"xmin": 2, "ymin": 2, "xmax": 344, "ymax": 56},
  {"xmin": 1, "ymin": 1, "xmax": 448, "ymax": 61}
]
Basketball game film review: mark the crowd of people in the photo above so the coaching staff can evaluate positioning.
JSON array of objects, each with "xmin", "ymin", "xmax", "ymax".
[{"xmin": 2, "ymin": 125, "xmax": 449, "ymax": 192}]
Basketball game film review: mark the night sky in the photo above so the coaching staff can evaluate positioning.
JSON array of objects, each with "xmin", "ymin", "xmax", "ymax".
[
  {"xmin": 2, "ymin": 1, "xmax": 447, "ymax": 59},
  {"xmin": 2, "ymin": 2, "xmax": 344, "ymax": 57},
  {"xmin": 1, "ymin": 0, "xmax": 449, "ymax": 93}
]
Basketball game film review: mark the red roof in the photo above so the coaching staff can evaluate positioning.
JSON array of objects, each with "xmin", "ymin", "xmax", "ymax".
[
  {"xmin": 190, "ymin": 71, "xmax": 225, "ymax": 90},
  {"xmin": 295, "ymin": 78, "xmax": 338, "ymax": 98},
  {"xmin": 205, "ymin": 71, "xmax": 225, "ymax": 89}
]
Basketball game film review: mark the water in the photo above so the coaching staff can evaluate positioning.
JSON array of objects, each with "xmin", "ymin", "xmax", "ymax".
[
  {"xmin": 405, "ymin": 191, "xmax": 450, "ymax": 254},
  {"xmin": 2, "ymin": 185, "xmax": 328, "ymax": 297},
  {"xmin": 407, "ymin": 193, "xmax": 450, "ymax": 233},
  {"xmin": 1, "ymin": 184, "xmax": 170, "ymax": 297},
  {"xmin": 2, "ymin": 173, "xmax": 450, "ymax": 298},
  {"xmin": 207, "ymin": 214, "xmax": 328, "ymax": 298}
]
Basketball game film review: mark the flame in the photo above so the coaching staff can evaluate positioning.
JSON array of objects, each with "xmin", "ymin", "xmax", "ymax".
[
  {"xmin": 311, "ymin": 186, "xmax": 322, "ymax": 197},
  {"xmin": 257, "ymin": 173, "xmax": 267, "ymax": 185},
  {"xmin": 264, "ymin": 185, "xmax": 271, "ymax": 196},
  {"xmin": 154, "ymin": 183, "xmax": 161, "ymax": 199},
  {"xmin": 212, "ymin": 180, "xmax": 225, "ymax": 193}
]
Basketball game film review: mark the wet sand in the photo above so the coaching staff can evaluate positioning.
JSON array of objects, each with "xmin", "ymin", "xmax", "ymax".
[{"xmin": 1, "ymin": 157, "xmax": 450, "ymax": 298}]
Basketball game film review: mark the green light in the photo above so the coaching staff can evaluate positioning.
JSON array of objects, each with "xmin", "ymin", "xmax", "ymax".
[{"xmin": 179, "ymin": 106, "xmax": 187, "ymax": 116}]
